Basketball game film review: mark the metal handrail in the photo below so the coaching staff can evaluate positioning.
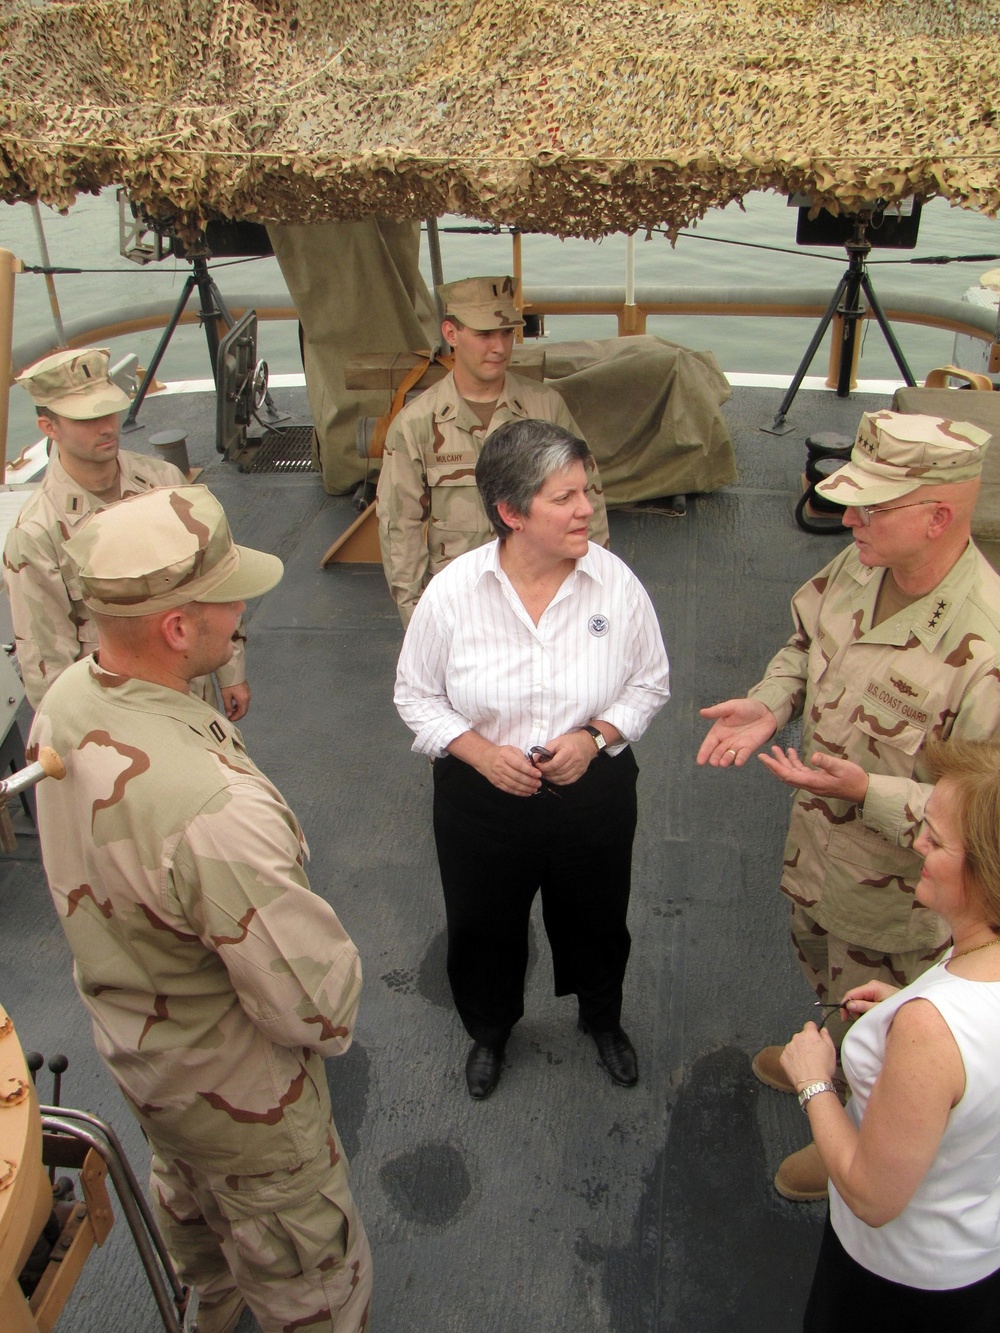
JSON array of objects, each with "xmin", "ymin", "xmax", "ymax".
[
  {"xmin": 10, "ymin": 284, "xmax": 997, "ymax": 374},
  {"xmin": 41, "ymin": 1107, "xmax": 188, "ymax": 1333}
]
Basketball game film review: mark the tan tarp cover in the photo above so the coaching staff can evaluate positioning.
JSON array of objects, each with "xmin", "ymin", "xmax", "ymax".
[
  {"xmin": 892, "ymin": 386, "xmax": 1000, "ymax": 549},
  {"xmin": 267, "ymin": 218, "xmax": 437, "ymax": 493},
  {"xmin": 2, "ymin": 1, "xmax": 999, "ymax": 238},
  {"xmin": 544, "ymin": 337, "xmax": 736, "ymax": 503}
]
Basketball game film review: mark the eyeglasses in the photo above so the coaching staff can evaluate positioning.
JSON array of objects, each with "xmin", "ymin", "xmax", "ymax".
[
  {"xmin": 527, "ymin": 745, "xmax": 561, "ymax": 798},
  {"xmin": 814, "ymin": 1001, "xmax": 845, "ymax": 1031},
  {"xmin": 853, "ymin": 499, "xmax": 941, "ymax": 527}
]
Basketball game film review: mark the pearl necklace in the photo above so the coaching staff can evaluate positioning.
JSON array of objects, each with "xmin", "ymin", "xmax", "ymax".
[{"xmin": 951, "ymin": 936, "xmax": 1000, "ymax": 960}]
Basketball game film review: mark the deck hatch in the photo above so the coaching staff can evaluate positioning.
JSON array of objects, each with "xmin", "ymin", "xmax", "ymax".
[{"xmin": 240, "ymin": 425, "xmax": 317, "ymax": 474}]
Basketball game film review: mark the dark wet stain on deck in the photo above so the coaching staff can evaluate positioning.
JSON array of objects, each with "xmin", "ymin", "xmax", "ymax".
[
  {"xmin": 585, "ymin": 1047, "xmax": 821, "ymax": 1332},
  {"xmin": 380, "ymin": 1143, "xmax": 472, "ymax": 1225}
]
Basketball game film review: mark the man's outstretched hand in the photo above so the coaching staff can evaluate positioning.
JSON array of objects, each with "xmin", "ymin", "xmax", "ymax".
[
  {"xmin": 697, "ymin": 698, "xmax": 778, "ymax": 768},
  {"xmin": 758, "ymin": 746, "xmax": 869, "ymax": 804}
]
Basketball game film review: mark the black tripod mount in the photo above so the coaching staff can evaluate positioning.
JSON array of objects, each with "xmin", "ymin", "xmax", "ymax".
[
  {"xmin": 762, "ymin": 218, "xmax": 917, "ymax": 436},
  {"xmin": 122, "ymin": 251, "xmax": 232, "ymax": 432},
  {"xmin": 121, "ymin": 250, "xmax": 282, "ymax": 432}
]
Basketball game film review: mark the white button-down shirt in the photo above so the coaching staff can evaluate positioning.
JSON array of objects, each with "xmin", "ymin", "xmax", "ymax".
[{"xmin": 395, "ymin": 540, "xmax": 670, "ymax": 757}]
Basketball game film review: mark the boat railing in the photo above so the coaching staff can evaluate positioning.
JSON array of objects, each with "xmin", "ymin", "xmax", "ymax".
[
  {"xmin": 11, "ymin": 286, "xmax": 996, "ymax": 374},
  {"xmin": 522, "ymin": 286, "xmax": 999, "ymax": 342}
]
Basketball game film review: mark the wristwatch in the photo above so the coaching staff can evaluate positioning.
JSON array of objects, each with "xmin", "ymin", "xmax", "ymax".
[
  {"xmin": 797, "ymin": 1080, "xmax": 837, "ymax": 1112},
  {"xmin": 579, "ymin": 725, "xmax": 606, "ymax": 753}
]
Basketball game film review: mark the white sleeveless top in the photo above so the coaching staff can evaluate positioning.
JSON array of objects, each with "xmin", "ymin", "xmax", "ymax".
[{"xmin": 831, "ymin": 959, "xmax": 1000, "ymax": 1289}]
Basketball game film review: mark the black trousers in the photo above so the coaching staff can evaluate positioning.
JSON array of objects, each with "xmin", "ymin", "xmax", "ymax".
[
  {"xmin": 805, "ymin": 1212, "xmax": 1000, "ymax": 1333},
  {"xmin": 432, "ymin": 747, "xmax": 638, "ymax": 1047}
]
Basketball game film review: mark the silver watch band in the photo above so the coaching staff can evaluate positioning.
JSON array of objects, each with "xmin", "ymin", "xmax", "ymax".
[{"xmin": 797, "ymin": 1079, "xmax": 837, "ymax": 1111}]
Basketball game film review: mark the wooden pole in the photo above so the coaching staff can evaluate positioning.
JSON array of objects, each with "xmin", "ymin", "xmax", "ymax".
[{"xmin": 0, "ymin": 250, "xmax": 23, "ymax": 486}]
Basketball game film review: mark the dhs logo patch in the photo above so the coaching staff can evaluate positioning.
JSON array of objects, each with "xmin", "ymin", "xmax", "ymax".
[{"xmin": 589, "ymin": 614, "xmax": 610, "ymax": 637}]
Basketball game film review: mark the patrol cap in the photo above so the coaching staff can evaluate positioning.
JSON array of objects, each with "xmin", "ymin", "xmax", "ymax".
[
  {"xmin": 815, "ymin": 411, "xmax": 991, "ymax": 507},
  {"xmin": 15, "ymin": 347, "xmax": 131, "ymax": 420},
  {"xmin": 438, "ymin": 276, "xmax": 525, "ymax": 330},
  {"xmin": 64, "ymin": 486, "xmax": 284, "ymax": 617}
]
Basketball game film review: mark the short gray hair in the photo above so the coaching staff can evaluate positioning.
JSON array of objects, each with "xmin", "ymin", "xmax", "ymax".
[{"xmin": 475, "ymin": 419, "xmax": 591, "ymax": 537}]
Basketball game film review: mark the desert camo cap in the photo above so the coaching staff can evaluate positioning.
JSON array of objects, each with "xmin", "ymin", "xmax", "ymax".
[
  {"xmin": 16, "ymin": 347, "xmax": 131, "ymax": 420},
  {"xmin": 438, "ymin": 275, "xmax": 525, "ymax": 330},
  {"xmin": 64, "ymin": 486, "xmax": 284, "ymax": 616},
  {"xmin": 814, "ymin": 411, "xmax": 991, "ymax": 507}
]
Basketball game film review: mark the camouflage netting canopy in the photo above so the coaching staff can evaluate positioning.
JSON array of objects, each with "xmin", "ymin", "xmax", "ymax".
[{"xmin": 2, "ymin": 0, "xmax": 999, "ymax": 239}]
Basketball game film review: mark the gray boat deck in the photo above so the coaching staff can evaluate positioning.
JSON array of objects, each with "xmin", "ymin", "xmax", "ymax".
[{"xmin": 1, "ymin": 379, "xmax": 882, "ymax": 1332}]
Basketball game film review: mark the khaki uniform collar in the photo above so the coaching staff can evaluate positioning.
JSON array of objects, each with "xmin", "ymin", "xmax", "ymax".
[
  {"xmin": 44, "ymin": 450, "xmax": 99, "ymax": 528},
  {"xmin": 45, "ymin": 449, "xmax": 158, "ymax": 529},
  {"xmin": 854, "ymin": 542, "xmax": 978, "ymax": 648},
  {"xmin": 434, "ymin": 371, "xmax": 530, "ymax": 428},
  {"xmin": 86, "ymin": 659, "xmax": 244, "ymax": 750}
]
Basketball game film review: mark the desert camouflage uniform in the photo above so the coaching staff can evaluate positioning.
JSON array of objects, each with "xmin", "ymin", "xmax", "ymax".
[
  {"xmin": 2, "ymin": 449, "xmax": 246, "ymax": 708},
  {"xmin": 748, "ymin": 541, "xmax": 1000, "ymax": 1034},
  {"xmin": 376, "ymin": 369, "xmax": 611, "ymax": 625},
  {"xmin": 29, "ymin": 660, "xmax": 371, "ymax": 1332}
]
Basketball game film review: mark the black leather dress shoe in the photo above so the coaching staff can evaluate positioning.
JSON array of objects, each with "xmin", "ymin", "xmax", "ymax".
[
  {"xmin": 465, "ymin": 1042, "xmax": 504, "ymax": 1099},
  {"xmin": 579, "ymin": 1021, "xmax": 638, "ymax": 1086}
]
